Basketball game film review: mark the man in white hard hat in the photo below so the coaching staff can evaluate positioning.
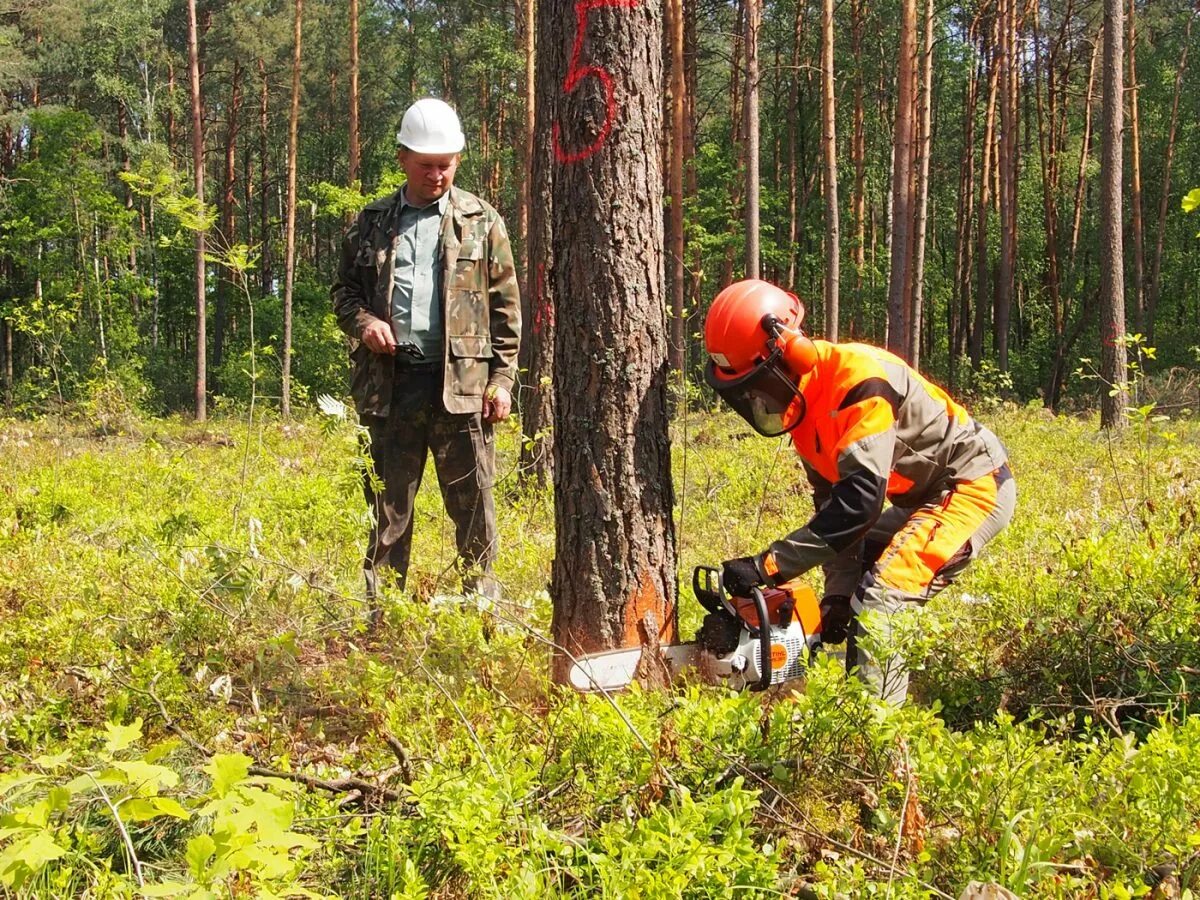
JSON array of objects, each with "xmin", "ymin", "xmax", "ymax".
[{"xmin": 333, "ymin": 98, "xmax": 521, "ymax": 618}]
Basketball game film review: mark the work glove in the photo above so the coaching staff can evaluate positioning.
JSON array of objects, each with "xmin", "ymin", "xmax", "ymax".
[
  {"xmin": 721, "ymin": 556, "xmax": 764, "ymax": 597},
  {"xmin": 819, "ymin": 594, "xmax": 854, "ymax": 645}
]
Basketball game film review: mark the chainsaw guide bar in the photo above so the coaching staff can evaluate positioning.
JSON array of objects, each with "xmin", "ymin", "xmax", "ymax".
[{"xmin": 567, "ymin": 642, "xmax": 702, "ymax": 692}]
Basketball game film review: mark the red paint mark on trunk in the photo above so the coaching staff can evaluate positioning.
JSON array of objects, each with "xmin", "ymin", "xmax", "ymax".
[{"xmin": 553, "ymin": 0, "xmax": 637, "ymax": 165}]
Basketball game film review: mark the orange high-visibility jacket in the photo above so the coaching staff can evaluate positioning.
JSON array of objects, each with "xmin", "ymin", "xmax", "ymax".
[{"xmin": 762, "ymin": 341, "xmax": 1008, "ymax": 584}]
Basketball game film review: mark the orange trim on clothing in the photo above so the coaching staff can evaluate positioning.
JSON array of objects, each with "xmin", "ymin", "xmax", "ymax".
[
  {"xmin": 875, "ymin": 470, "xmax": 1001, "ymax": 595},
  {"xmin": 790, "ymin": 343, "xmax": 896, "ymax": 484}
]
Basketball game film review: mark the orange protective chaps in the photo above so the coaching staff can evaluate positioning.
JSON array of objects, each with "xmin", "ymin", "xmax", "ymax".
[{"xmin": 848, "ymin": 464, "xmax": 1016, "ymax": 704}]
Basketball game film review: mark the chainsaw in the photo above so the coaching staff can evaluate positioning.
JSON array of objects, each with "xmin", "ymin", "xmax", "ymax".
[{"xmin": 568, "ymin": 565, "xmax": 825, "ymax": 693}]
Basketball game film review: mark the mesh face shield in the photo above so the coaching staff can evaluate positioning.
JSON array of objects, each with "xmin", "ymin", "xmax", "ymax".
[{"xmin": 705, "ymin": 349, "xmax": 807, "ymax": 437}]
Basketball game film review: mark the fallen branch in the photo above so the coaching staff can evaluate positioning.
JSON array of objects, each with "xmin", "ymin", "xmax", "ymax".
[{"xmin": 115, "ymin": 671, "xmax": 415, "ymax": 808}]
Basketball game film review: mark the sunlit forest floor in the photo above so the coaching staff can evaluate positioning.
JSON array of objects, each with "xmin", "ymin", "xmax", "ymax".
[{"xmin": 1, "ymin": 399, "xmax": 1199, "ymax": 898}]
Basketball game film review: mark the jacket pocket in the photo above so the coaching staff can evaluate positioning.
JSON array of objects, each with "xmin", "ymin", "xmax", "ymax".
[
  {"xmin": 449, "ymin": 334, "xmax": 492, "ymax": 358},
  {"xmin": 447, "ymin": 333, "xmax": 492, "ymax": 399},
  {"xmin": 453, "ymin": 240, "xmax": 485, "ymax": 292}
]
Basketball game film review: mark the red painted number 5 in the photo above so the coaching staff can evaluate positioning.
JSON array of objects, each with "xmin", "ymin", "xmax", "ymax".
[{"xmin": 553, "ymin": 0, "xmax": 637, "ymax": 164}]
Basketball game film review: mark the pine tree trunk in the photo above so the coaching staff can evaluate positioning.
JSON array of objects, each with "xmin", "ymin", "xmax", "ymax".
[
  {"xmin": 1147, "ymin": 16, "xmax": 1190, "ymax": 344},
  {"xmin": 971, "ymin": 13, "xmax": 999, "ymax": 369},
  {"xmin": 167, "ymin": 60, "xmax": 176, "ymax": 158},
  {"xmin": 886, "ymin": 0, "xmax": 917, "ymax": 358},
  {"xmin": 722, "ymin": 2, "xmax": 744, "ymax": 288},
  {"xmin": 684, "ymin": 0, "xmax": 698, "ymax": 316},
  {"xmin": 493, "ymin": 93, "xmax": 506, "ymax": 208},
  {"xmin": 519, "ymin": 0, "xmax": 535, "ymax": 302},
  {"xmin": 1070, "ymin": 29, "xmax": 1099, "ymax": 267},
  {"xmin": 820, "ymin": 0, "xmax": 839, "ymax": 339},
  {"xmin": 785, "ymin": 0, "xmax": 804, "ymax": 287},
  {"xmin": 516, "ymin": 0, "xmax": 536, "ymax": 388},
  {"xmin": 851, "ymin": 0, "xmax": 865, "ymax": 310},
  {"xmin": 1033, "ymin": 5, "xmax": 1064, "ymax": 410},
  {"xmin": 348, "ymin": 0, "xmax": 360, "ymax": 185},
  {"xmin": 215, "ymin": 60, "xmax": 242, "ymax": 377},
  {"xmin": 1099, "ymin": 0, "xmax": 1126, "ymax": 430},
  {"xmin": 667, "ymin": 0, "xmax": 686, "ymax": 369},
  {"xmin": 744, "ymin": 0, "xmax": 760, "ymax": 279},
  {"xmin": 1, "ymin": 253, "xmax": 11, "ymax": 406},
  {"xmin": 950, "ymin": 20, "xmax": 979, "ymax": 389},
  {"xmin": 282, "ymin": 0, "xmax": 302, "ymax": 419},
  {"xmin": 994, "ymin": 0, "xmax": 1016, "ymax": 372},
  {"xmin": 908, "ymin": 0, "xmax": 934, "ymax": 366},
  {"xmin": 259, "ymin": 59, "xmax": 272, "ymax": 298},
  {"xmin": 1126, "ymin": 0, "xmax": 1144, "ymax": 332},
  {"xmin": 545, "ymin": 0, "xmax": 676, "ymax": 681},
  {"xmin": 2, "ymin": 315, "xmax": 10, "ymax": 408},
  {"xmin": 187, "ymin": 0, "xmax": 207, "ymax": 422},
  {"xmin": 518, "ymin": 0, "xmax": 555, "ymax": 489}
]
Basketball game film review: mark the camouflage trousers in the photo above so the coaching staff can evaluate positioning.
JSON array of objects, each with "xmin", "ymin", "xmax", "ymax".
[{"xmin": 361, "ymin": 366, "xmax": 498, "ymax": 601}]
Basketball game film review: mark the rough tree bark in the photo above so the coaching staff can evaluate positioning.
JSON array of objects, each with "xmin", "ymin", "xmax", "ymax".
[
  {"xmin": 886, "ymin": 0, "xmax": 917, "ymax": 358},
  {"xmin": 820, "ymin": 0, "xmax": 839, "ymax": 339},
  {"xmin": 851, "ymin": 0, "xmax": 865, "ymax": 313},
  {"xmin": 214, "ymin": 60, "xmax": 242, "ymax": 377},
  {"xmin": 282, "ymin": 0, "xmax": 302, "ymax": 418},
  {"xmin": 908, "ymin": 0, "xmax": 934, "ymax": 366},
  {"xmin": 1070, "ymin": 29, "xmax": 1100, "ymax": 267},
  {"xmin": 1126, "ymin": 0, "xmax": 1144, "ymax": 331},
  {"xmin": 950, "ymin": 15, "xmax": 979, "ymax": 389},
  {"xmin": 186, "ymin": 0, "xmax": 206, "ymax": 422},
  {"xmin": 1034, "ymin": 3, "xmax": 1065, "ymax": 410},
  {"xmin": 518, "ymin": 0, "xmax": 534, "ymax": 314},
  {"xmin": 971, "ymin": 11, "xmax": 999, "ymax": 369},
  {"xmin": 258, "ymin": 58, "xmax": 273, "ymax": 298},
  {"xmin": 994, "ymin": 0, "xmax": 1016, "ymax": 373},
  {"xmin": 1098, "ymin": 0, "xmax": 1126, "ymax": 430},
  {"xmin": 667, "ymin": 0, "xmax": 686, "ymax": 370},
  {"xmin": 545, "ymin": 0, "xmax": 677, "ymax": 681},
  {"xmin": 348, "ymin": 0, "xmax": 360, "ymax": 185},
  {"xmin": 744, "ymin": 0, "xmax": 760, "ymax": 279},
  {"xmin": 785, "ymin": 0, "xmax": 804, "ymax": 287},
  {"xmin": 519, "ymin": 0, "xmax": 555, "ymax": 489}
]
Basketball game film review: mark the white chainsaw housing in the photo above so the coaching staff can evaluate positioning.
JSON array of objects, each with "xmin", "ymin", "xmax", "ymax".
[
  {"xmin": 568, "ymin": 619, "xmax": 817, "ymax": 693},
  {"xmin": 713, "ymin": 618, "xmax": 813, "ymax": 691}
]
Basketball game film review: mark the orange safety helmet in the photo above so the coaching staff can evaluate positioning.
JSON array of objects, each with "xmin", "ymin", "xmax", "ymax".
[{"xmin": 703, "ymin": 279, "xmax": 817, "ymax": 436}]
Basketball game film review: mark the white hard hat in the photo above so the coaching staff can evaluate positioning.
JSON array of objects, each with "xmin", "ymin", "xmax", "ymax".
[{"xmin": 397, "ymin": 98, "xmax": 465, "ymax": 154}]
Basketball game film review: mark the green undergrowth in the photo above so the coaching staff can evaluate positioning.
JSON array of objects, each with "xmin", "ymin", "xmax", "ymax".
[{"xmin": 1, "ymin": 402, "xmax": 1198, "ymax": 897}]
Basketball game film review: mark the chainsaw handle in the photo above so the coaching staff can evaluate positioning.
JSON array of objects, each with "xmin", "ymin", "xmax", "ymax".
[
  {"xmin": 692, "ymin": 566, "xmax": 728, "ymax": 616},
  {"xmin": 750, "ymin": 586, "xmax": 772, "ymax": 692}
]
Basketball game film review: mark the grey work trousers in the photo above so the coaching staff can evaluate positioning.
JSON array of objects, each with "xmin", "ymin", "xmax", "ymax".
[{"xmin": 845, "ymin": 464, "xmax": 1017, "ymax": 704}]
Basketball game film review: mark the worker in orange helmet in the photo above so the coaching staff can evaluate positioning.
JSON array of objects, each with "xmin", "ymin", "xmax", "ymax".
[{"xmin": 705, "ymin": 279, "xmax": 1015, "ymax": 704}]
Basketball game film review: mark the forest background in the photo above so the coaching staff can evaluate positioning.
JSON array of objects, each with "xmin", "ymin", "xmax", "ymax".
[
  {"xmin": 3, "ymin": 0, "xmax": 1200, "ymax": 897},
  {"xmin": 0, "ymin": 0, "xmax": 1196, "ymax": 424}
]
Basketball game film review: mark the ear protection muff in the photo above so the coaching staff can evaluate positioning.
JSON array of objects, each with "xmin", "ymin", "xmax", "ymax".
[{"xmin": 760, "ymin": 314, "xmax": 818, "ymax": 376}]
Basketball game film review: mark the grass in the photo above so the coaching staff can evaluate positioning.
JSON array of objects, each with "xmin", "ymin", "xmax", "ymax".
[{"xmin": 1, "ymin": 401, "xmax": 1198, "ymax": 897}]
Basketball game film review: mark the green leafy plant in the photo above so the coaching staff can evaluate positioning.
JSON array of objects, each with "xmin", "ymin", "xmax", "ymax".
[{"xmin": 0, "ymin": 719, "xmax": 324, "ymax": 897}]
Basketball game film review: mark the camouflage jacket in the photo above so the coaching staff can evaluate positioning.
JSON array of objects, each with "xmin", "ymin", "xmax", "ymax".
[{"xmin": 331, "ymin": 185, "xmax": 521, "ymax": 417}]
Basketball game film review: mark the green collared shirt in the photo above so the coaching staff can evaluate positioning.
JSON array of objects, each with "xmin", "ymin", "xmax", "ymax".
[{"xmin": 390, "ymin": 189, "xmax": 449, "ymax": 359}]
